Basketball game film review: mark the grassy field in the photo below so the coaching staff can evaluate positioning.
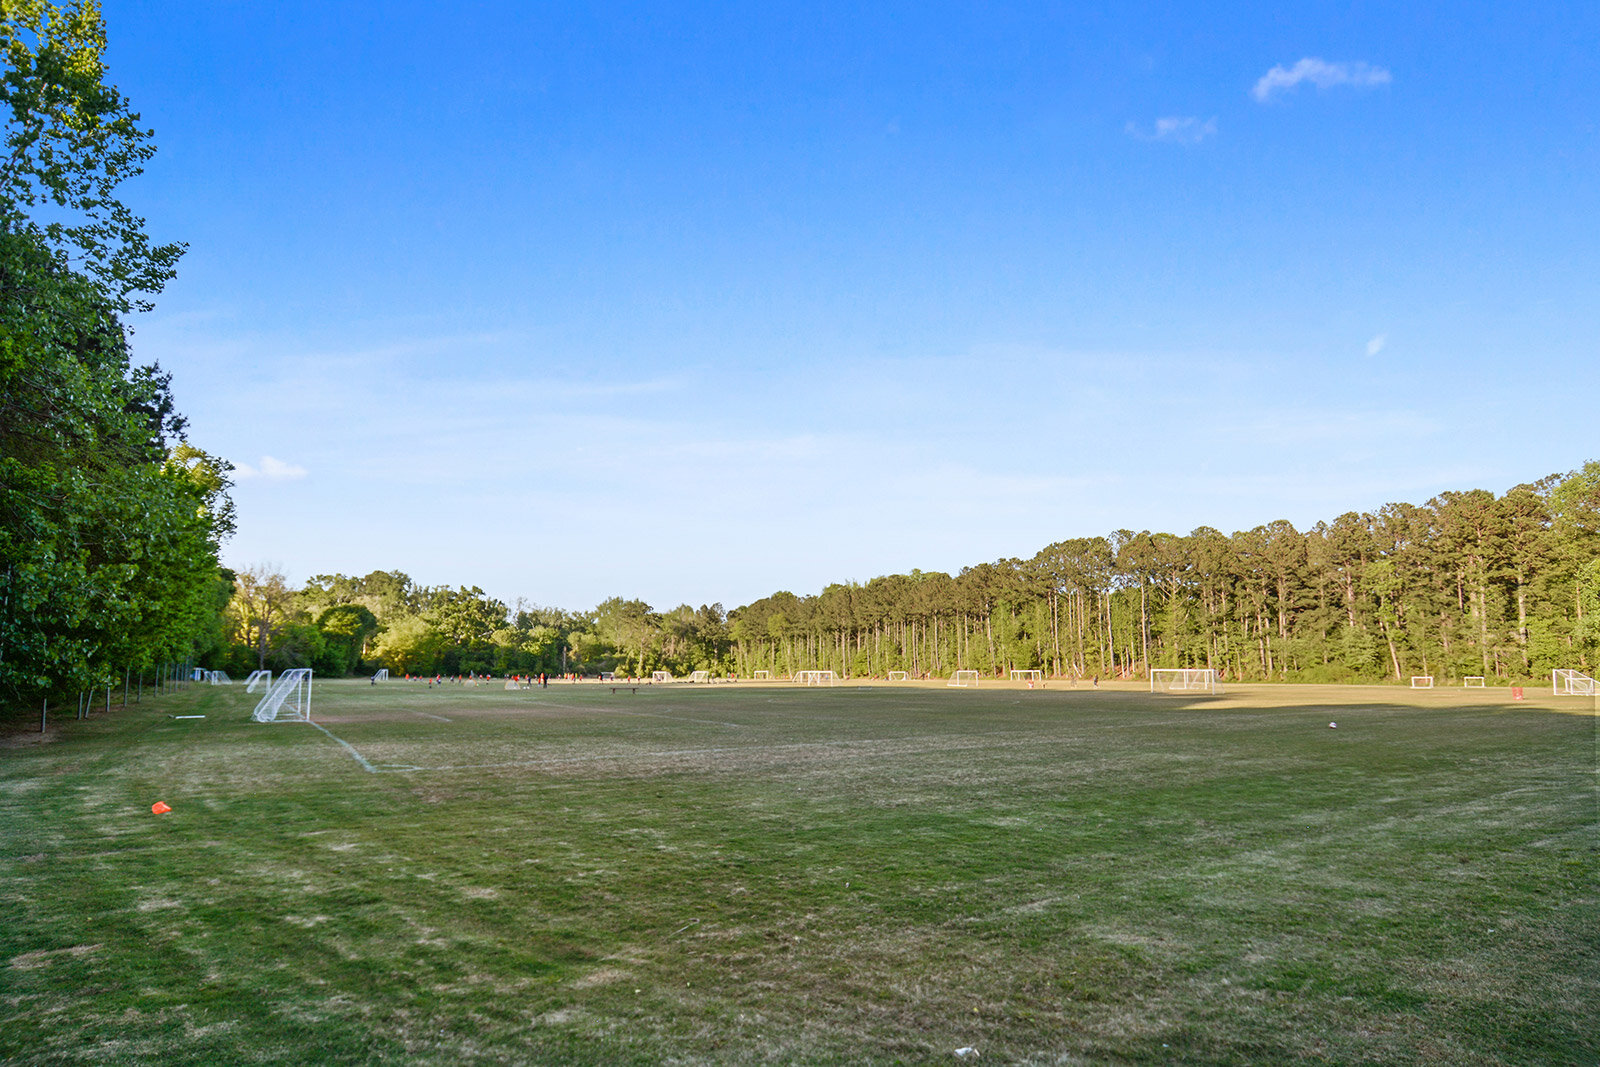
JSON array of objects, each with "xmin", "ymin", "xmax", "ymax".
[{"xmin": 2, "ymin": 678, "xmax": 1595, "ymax": 1065}]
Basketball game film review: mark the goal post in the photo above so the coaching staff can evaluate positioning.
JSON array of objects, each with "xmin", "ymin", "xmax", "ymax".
[
  {"xmin": 690, "ymin": 670, "xmax": 710, "ymax": 683},
  {"xmin": 1009, "ymin": 669, "xmax": 1043, "ymax": 684},
  {"xmin": 753, "ymin": 670, "xmax": 771, "ymax": 681},
  {"xmin": 887, "ymin": 670, "xmax": 908, "ymax": 682},
  {"xmin": 371, "ymin": 668, "xmax": 389, "ymax": 682},
  {"xmin": 252, "ymin": 669, "xmax": 312, "ymax": 723},
  {"xmin": 1462, "ymin": 676, "xmax": 1486, "ymax": 688},
  {"xmin": 245, "ymin": 670, "xmax": 272, "ymax": 693},
  {"xmin": 1553, "ymin": 669, "xmax": 1597, "ymax": 696},
  {"xmin": 1149, "ymin": 668, "xmax": 1220, "ymax": 694},
  {"xmin": 1410, "ymin": 676, "xmax": 1434, "ymax": 689},
  {"xmin": 947, "ymin": 670, "xmax": 979, "ymax": 688},
  {"xmin": 651, "ymin": 671, "xmax": 672, "ymax": 683},
  {"xmin": 793, "ymin": 669, "xmax": 837, "ymax": 686}
]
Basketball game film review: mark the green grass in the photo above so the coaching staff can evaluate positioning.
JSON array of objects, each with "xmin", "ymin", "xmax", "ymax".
[{"xmin": 2, "ymin": 679, "xmax": 1595, "ymax": 1064}]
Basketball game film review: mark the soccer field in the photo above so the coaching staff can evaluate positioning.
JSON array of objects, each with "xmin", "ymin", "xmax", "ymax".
[{"xmin": 2, "ymin": 680, "xmax": 1595, "ymax": 1065}]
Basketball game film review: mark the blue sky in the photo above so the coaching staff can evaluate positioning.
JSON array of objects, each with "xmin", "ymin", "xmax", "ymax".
[{"xmin": 109, "ymin": 1, "xmax": 1598, "ymax": 610}]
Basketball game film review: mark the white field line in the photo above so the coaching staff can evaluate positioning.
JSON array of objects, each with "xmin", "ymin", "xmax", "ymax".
[
  {"xmin": 310, "ymin": 721, "xmax": 380, "ymax": 774},
  {"xmin": 412, "ymin": 711, "xmax": 452, "ymax": 722}
]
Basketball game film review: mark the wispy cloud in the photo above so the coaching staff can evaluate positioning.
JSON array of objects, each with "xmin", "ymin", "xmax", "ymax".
[
  {"xmin": 1125, "ymin": 116, "xmax": 1217, "ymax": 145},
  {"xmin": 1366, "ymin": 333, "xmax": 1387, "ymax": 357},
  {"xmin": 1252, "ymin": 58, "xmax": 1391, "ymax": 102},
  {"xmin": 235, "ymin": 456, "xmax": 308, "ymax": 481}
]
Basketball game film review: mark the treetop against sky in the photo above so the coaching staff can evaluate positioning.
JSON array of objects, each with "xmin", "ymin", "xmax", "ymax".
[{"xmin": 102, "ymin": 1, "xmax": 1596, "ymax": 608}]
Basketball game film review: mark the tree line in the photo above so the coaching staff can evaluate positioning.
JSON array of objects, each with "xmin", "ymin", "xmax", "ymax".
[
  {"xmin": 1, "ymin": 3, "xmax": 233, "ymax": 725},
  {"xmin": 219, "ymin": 464, "xmax": 1599, "ymax": 686}
]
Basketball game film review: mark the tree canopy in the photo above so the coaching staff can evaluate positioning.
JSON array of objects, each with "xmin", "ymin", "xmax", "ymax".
[{"xmin": 1, "ymin": 1, "xmax": 226, "ymax": 718}]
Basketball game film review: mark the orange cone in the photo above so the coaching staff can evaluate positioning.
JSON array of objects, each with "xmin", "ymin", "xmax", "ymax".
[{"xmin": 151, "ymin": 801, "xmax": 171, "ymax": 814}]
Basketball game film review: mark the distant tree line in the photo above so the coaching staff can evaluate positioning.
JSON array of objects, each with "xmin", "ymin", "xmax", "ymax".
[
  {"xmin": 729, "ymin": 468, "xmax": 1600, "ymax": 684},
  {"xmin": 214, "ymin": 567, "xmax": 733, "ymax": 682},
  {"xmin": 219, "ymin": 465, "xmax": 1599, "ymax": 686}
]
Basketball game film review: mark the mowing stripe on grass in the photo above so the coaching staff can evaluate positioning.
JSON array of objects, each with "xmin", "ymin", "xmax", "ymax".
[{"xmin": 420, "ymin": 729, "xmax": 1083, "ymax": 773}]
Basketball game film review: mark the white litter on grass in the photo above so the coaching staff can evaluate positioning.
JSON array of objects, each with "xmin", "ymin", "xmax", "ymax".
[
  {"xmin": 1329, "ymin": 722, "xmax": 1337, "ymax": 728},
  {"xmin": 954, "ymin": 1049, "xmax": 979, "ymax": 1059},
  {"xmin": 170, "ymin": 715, "xmax": 206, "ymax": 720}
]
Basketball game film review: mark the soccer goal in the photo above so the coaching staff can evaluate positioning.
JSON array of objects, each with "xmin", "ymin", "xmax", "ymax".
[
  {"xmin": 1150, "ymin": 668, "xmax": 1219, "ymax": 694},
  {"xmin": 690, "ymin": 670, "xmax": 710, "ymax": 683},
  {"xmin": 1010, "ymin": 669, "xmax": 1043, "ymax": 684},
  {"xmin": 651, "ymin": 671, "xmax": 672, "ymax": 683},
  {"xmin": 794, "ymin": 669, "xmax": 837, "ymax": 686},
  {"xmin": 206, "ymin": 670, "xmax": 233, "ymax": 685},
  {"xmin": 887, "ymin": 670, "xmax": 908, "ymax": 682},
  {"xmin": 245, "ymin": 669, "xmax": 272, "ymax": 693},
  {"xmin": 1553, "ymin": 669, "xmax": 1597, "ymax": 696},
  {"xmin": 1411, "ymin": 676, "xmax": 1434, "ymax": 689},
  {"xmin": 1463, "ymin": 676, "xmax": 1486, "ymax": 688},
  {"xmin": 753, "ymin": 670, "xmax": 771, "ymax": 681},
  {"xmin": 252, "ymin": 668, "xmax": 312, "ymax": 723},
  {"xmin": 947, "ymin": 670, "xmax": 979, "ymax": 688},
  {"xmin": 372, "ymin": 668, "xmax": 389, "ymax": 682}
]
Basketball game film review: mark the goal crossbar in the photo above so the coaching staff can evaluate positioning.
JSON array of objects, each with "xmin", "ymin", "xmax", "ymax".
[
  {"xmin": 948, "ymin": 670, "xmax": 979, "ymax": 688},
  {"xmin": 1553, "ymin": 669, "xmax": 1596, "ymax": 696},
  {"xmin": 794, "ymin": 669, "xmax": 837, "ymax": 686},
  {"xmin": 1150, "ymin": 668, "xmax": 1219, "ymax": 694},
  {"xmin": 252, "ymin": 668, "xmax": 312, "ymax": 723}
]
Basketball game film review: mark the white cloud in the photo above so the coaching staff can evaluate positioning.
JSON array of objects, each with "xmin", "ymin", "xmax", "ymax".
[
  {"xmin": 1125, "ymin": 116, "xmax": 1217, "ymax": 145},
  {"xmin": 1366, "ymin": 333, "xmax": 1387, "ymax": 357},
  {"xmin": 235, "ymin": 456, "xmax": 308, "ymax": 481},
  {"xmin": 1252, "ymin": 58, "xmax": 1391, "ymax": 102}
]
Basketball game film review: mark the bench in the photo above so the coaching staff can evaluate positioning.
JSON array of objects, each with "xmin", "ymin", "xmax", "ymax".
[{"xmin": 609, "ymin": 686, "xmax": 640, "ymax": 695}]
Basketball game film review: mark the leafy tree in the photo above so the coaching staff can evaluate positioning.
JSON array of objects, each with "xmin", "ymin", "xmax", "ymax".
[
  {"xmin": 1, "ymin": 0, "xmax": 184, "ymax": 311},
  {"xmin": 1, "ymin": 2, "xmax": 227, "ymax": 720},
  {"xmin": 315, "ymin": 603, "xmax": 378, "ymax": 676}
]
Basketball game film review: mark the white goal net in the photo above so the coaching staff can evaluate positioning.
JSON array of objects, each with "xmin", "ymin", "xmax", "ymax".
[
  {"xmin": 794, "ymin": 670, "xmax": 837, "ymax": 686},
  {"xmin": 948, "ymin": 670, "xmax": 979, "ymax": 688},
  {"xmin": 1150, "ymin": 668, "xmax": 1219, "ymax": 694},
  {"xmin": 1010, "ymin": 669, "xmax": 1043, "ymax": 684},
  {"xmin": 371, "ymin": 669, "xmax": 389, "ymax": 682},
  {"xmin": 1411, "ymin": 676, "xmax": 1434, "ymax": 689},
  {"xmin": 753, "ymin": 670, "xmax": 771, "ymax": 681},
  {"xmin": 651, "ymin": 671, "xmax": 672, "ymax": 683},
  {"xmin": 245, "ymin": 670, "xmax": 272, "ymax": 693},
  {"xmin": 1463, "ymin": 676, "xmax": 1486, "ymax": 688},
  {"xmin": 690, "ymin": 670, "xmax": 710, "ymax": 683},
  {"xmin": 1553, "ymin": 669, "xmax": 1596, "ymax": 696},
  {"xmin": 205, "ymin": 670, "xmax": 233, "ymax": 685},
  {"xmin": 252, "ymin": 668, "xmax": 313, "ymax": 723},
  {"xmin": 887, "ymin": 671, "xmax": 908, "ymax": 682}
]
